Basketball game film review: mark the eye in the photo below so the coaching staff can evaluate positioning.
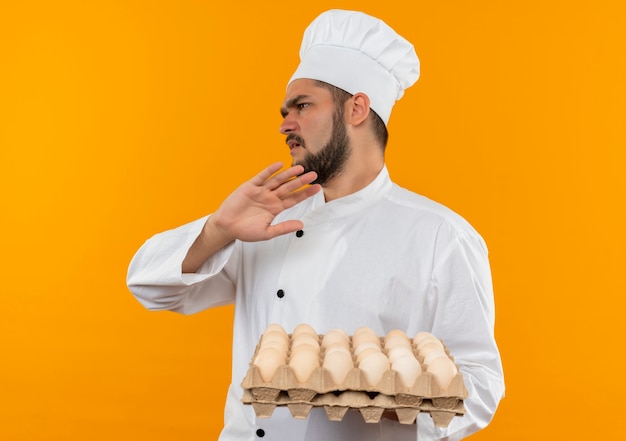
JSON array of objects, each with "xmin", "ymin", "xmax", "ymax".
[{"xmin": 297, "ymin": 102, "xmax": 310, "ymax": 110}]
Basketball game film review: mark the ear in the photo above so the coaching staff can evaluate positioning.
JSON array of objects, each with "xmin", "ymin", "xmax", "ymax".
[{"xmin": 346, "ymin": 92, "xmax": 371, "ymax": 126}]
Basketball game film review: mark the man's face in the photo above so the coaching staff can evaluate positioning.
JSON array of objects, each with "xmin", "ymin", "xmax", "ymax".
[{"xmin": 280, "ymin": 79, "xmax": 351, "ymax": 186}]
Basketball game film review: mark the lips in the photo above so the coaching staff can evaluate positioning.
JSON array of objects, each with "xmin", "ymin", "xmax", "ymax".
[{"xmin": 286, "ymin": 134, "xmax": 305, "ymax": 150}]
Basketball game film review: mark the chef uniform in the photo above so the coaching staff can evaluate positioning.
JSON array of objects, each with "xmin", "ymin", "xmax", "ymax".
[{"xmin": 127, "ymin": 9, "xmax": 504, "ymax": 441}]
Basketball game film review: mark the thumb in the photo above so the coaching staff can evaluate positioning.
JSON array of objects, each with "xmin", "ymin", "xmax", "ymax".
[{"xmin": 265, "ymin": 220, "xmax": 305, "ymax": 240}]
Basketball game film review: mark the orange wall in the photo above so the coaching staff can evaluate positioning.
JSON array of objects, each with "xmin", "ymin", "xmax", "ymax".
[{"xmin": 1, "ymin": 1, "xmax": 625, "ymax": 439}]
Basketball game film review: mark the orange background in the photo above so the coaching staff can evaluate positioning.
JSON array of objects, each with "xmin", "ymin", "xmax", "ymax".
[{"xmin": 1, "ymin": 1, "xmax": 625, "ymax": 439}]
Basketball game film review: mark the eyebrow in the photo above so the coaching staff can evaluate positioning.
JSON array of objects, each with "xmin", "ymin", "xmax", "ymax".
[{"xmin": 280, "ymin": 94, "xmax": 310, "ymax": 117}]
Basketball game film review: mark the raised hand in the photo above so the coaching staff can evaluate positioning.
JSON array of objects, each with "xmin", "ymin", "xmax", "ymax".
[
  {"xmin": 182, "ymin": 162, "xmax": 321, "ymax": 273},
  {"xmin": 210, "ymin": 162, "xmax": 321, "ymax": 242}
]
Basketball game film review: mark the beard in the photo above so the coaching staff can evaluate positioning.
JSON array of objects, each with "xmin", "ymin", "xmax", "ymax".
[{"xmin": 290, "ymin": 110, "xmax": 351, "ymax": 186}]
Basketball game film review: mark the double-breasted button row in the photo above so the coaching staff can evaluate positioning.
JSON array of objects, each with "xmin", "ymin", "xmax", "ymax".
[{"xmin": 275, "ymin": 230, "xmax": 304, "ymax": 300}]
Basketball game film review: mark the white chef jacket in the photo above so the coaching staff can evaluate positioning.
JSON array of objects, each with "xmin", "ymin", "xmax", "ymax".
[{"xmin": 127, "ymin": 165, "xmax": 504, "ymax": 441}]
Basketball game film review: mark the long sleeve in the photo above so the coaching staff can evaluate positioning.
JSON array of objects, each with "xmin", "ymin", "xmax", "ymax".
[
  {"xmin": 418, "ymin": 222, "xmax": 505, "ymax": 441},
  {"xmin": 127, "ymin": 215, "xmax": 238, "ymax": 315}
]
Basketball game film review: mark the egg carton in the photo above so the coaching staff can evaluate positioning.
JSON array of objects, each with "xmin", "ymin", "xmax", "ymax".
[
  {"xmin": 241, "ymin": 360, "xmax": 467, "ymax": 428},
  {"xmin": 243, "ymin": 334, "xmax": 466, "ymax": 394},
  {"xmin": 242, "ymin": 361, "xmax": 466, "ymax": 400},
  {"xmin": 241, "ymin": 387, "xmax": 464, "ymax": 427}
]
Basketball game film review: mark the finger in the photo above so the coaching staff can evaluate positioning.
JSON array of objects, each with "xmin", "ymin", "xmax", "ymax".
[
  {"xmin": 281, "ymin": 183, "xmax": 322, "ymax": 208},
  {"xmin": 265, "ymin": 220, "xmax": 305, "ymax": 240},
  {"xmin": 264, "ymin": 165, "xmax": 306, "ymax": 190},
  {"xmin": 274, "ymin": 170, "xmax": 318, "ymax": 197},
  {"xmin": 250, "ymin": 162, "xmax": 284, "ymax": 186}
]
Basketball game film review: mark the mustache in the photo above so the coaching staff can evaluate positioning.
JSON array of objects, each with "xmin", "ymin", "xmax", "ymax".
[{"xmin": 285, "ymin": 133, "xmax": 306, "ymax": 147}]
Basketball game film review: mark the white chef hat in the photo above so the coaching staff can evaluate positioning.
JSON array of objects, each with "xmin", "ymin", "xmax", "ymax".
[{"xmin": 288, "ymin": 9, "xmax": 420, "ymax": 125}]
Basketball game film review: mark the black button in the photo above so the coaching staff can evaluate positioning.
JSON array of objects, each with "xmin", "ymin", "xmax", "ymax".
[
  {"xmin": 295, "ymin": 230, "xmax": 304, "ymax": 237},
  {"xmin": 276, "ymin": 289, "xmax": 285, "ymax": 298},
  {"xmin": 256, "ymin": 428, "xmax": 265, "ymax": 437}
]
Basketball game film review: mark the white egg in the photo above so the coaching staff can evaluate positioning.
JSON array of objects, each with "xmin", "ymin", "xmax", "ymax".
[
  {"xmin": 258, "ymin": 338, "xmax": 289, "ymax": 356},
  {"xmin": 358, "ymin": 351, "xmax": 390, "ymax": 386},
  {"xmin": 354, "ymin": 326, "xmax": 376, "ymax": 335},
  {"xmin": 263, "ymin": 329, "xmax": 289, "ymax": 341},
  {"xmin": 418, "ymin": 341, "xmax": 445, "ymax": 357},
  {"xmin": 413, "ymin": 331, "xmax": 436, "ymax": 344},
  {"xmin": 384, "ymin": 329, "xmax": 409, "ymax": 344},
  {"xmin": 392, "ymin": 354, "xmax": 422, "ymax": 387},
  {"xmin": 321, "ymin": 328, "xmax": 350, "ymax": 348},
  {"xmin": 356, "ymin": 347, "xmax": 383, "ymax": 363},
  {"xmin": 323, "ymin": 350, "xmax": 354, "ymax": 385},
  {"xmin": 261, "ymin": 332, "xmax": 289, "ymax": 348},
  {"xmin": 292, "ymin": 323, "xmax": 318, "ymax": 338},
  {"xmin": 255, "ymin": 346, "xmax": 286, "ymax": 364},
  {"xmin": 415, "ymin": 333, "xmax": 444, "ymax": 350},
  {"xmin": 384, "ymin": 334, "xmax": 413, "ymax": 351},
  {"xmin": 290, "ymin": 341, "xmax": 320, "ymax": 357},
  {"xmin": 264, "ymin": 323, "xmax": 288, "ymax": 335},
  {"xmin": 426, "ymin": 357, "xmax": 458, "ymax": 390},
  {"xmin": 253, "ymin": 347, "xmax": 285, "ymax": 382},
  {"xmin": 387, "ymin": 346, "xmax": 416, "ymax": 364},
  {"xmin": 353, "ymin": 328, "xmax": 382, "ymax": 349},
  {"xmin": 422, "ymin": 349, "xmax": 448, "ymax": 366},
  {"xmin": 291, "ymin": 332, "xmax": 320, "ymax": 349},
  {"xmin": 354, "ymin": 341, "xmax": 381, "ymax": 357},
  {"xmin": 289, "ymin": 345, "xmax": 320, "ymax": 383},
  {"xmin": 324, "ymin": 344, "xmax": 352, "ymax": 357},
  {"xmin": 419, "ymin": 336, "xmax": 444, "ymax": 349}
]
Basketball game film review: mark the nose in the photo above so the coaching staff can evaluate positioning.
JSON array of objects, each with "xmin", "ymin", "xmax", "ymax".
[{"xmin": 279, "ymin": 113, "xmax": 297, "ymax": 134}]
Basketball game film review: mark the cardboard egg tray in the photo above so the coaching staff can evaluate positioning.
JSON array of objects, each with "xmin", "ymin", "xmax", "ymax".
[{"xmin": 241, "ymin": 335, "xmax": 468, "ymax": 427}]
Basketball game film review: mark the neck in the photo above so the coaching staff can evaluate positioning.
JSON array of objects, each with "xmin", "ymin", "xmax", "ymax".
[{"xmin": 321, "ymin": 150, "xmax": 384, "ymax": 202}]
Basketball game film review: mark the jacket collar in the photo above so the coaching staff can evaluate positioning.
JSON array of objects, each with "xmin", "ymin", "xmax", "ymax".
[{"xmin": 303, "ymin": 165, "xmax": 393, "ymax": 224}]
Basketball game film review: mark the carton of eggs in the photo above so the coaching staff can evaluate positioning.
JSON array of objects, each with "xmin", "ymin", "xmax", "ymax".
[
  {"xmin": 412, "ymin": 331, "xmax": 459, "ymax": 390},
  {"xmin": 243, "ymin": 324, "xmax": 468, "ymax": 428},
  {"xmin": 252, "ymin": 324, "xmax": 289, "ymax": 382}
]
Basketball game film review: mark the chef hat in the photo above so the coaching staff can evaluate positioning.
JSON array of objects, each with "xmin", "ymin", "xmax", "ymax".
[{"xmin": 288, "ymin": 9, "xmax": 420, "ymax": 125}]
